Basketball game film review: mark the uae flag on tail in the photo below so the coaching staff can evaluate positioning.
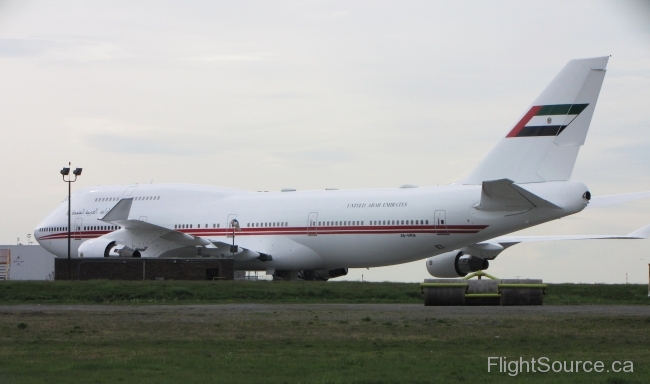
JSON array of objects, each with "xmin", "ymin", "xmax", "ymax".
[{"xmin": 506, "ymin": 104, "xmax": 589, "ymax": 138}]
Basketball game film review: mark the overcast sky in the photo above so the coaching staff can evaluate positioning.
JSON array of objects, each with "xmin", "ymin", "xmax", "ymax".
[{"xmin": 1, "ymin": 1, "xmax": 649, "ymax": 283}]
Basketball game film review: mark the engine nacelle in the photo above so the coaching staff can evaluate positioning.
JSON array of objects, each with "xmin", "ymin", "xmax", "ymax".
[
  {"xmin": 78, "ymin": 238, "xmax": 116, "ymax": 258},
  {"xmin": 426, "ymin": 250, "xmax": 489, "ymax": 278},
  {"xmin": 78, "ymin": 239, "xmax": 141, "ymax": 258}
]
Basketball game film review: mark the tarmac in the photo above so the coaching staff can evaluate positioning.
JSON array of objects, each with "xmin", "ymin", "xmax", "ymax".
[{"xmin": 0, "ymin": 303, "xmax": 648, "ymax": 318}]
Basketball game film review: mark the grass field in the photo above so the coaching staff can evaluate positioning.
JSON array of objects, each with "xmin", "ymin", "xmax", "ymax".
[
  {"xmin": 0, "ymin": 281, "xmax": 648, "ymax": 383},
  {"xmin": 0, "ymin": 304, "xmax": 648, "ymax": 383},
  {"xmin": 0, "ymin": 280, "xmax": 647, "ymax": 305}
]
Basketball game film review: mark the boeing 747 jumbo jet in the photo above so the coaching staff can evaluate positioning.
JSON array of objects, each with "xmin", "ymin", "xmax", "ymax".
[{"xmin": 36, "ymin": 57, "xmax": 650, "ymax": 280}]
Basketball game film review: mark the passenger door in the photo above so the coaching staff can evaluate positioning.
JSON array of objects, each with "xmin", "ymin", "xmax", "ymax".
[
  {"xmin": 435, "ymin": 210, "xmax": 448, "ymax": 235},
  {"xmin": 308, "ymin": 212, "xmax": 318, "ymax": 236},
  {"xmin": 74, "ymin": 218, "xmax": 83, "ymax": 240},
  {"xmin": 226, "ymin": 214, "xmax": 238, "ymax": 238}
]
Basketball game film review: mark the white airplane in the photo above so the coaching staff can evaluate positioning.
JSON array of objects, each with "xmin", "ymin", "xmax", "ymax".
[{"xmin": 35, "ymin": 56, "xmax": 650, "ymax": 280}]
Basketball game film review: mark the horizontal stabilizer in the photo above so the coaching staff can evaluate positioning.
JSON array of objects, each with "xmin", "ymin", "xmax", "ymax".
[
  {"xmin": 476, "ymin": 179, "xmax": 560, "ymax": 212},
  {"xmin": 588, "ymin": 191, "xmax": 650, "ymax": 208},
  {"xmin": 487, "ymin": 222, "xmax": 650, "ymax": 246}
]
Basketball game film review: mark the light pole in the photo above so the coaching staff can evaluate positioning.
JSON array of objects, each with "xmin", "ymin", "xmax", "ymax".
[{"xmin": 61, "ymin": 163, "xmax": 82, "ymax": 280}]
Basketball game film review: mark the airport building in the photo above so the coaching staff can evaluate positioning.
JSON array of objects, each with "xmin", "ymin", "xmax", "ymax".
[
  {"xmin": 0, "ymin": 245, "xmax": 234, "ymax": 281},
  {"xmin": 0, "ymin": 245, "xmax": 55, "ymax": 281}
]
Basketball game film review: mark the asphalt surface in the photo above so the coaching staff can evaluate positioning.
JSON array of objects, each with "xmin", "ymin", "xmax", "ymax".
[{"xmin": 0, "ymin": 304, "xmax": 648, "ymax": 317}]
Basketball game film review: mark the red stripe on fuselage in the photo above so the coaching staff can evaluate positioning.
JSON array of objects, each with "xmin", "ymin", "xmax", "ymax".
[
  {"xmin": 506, "ymin": 105, "xmax": 542, "ymax": 138},
  {"xmin": 38, "ymin": 225, "xmax": 489, "ymax": 241}
]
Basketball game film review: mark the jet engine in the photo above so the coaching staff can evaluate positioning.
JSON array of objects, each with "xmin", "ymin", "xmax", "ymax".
[
  {"xmin": 425, "ymin": 250, "xmax": 489, "ymax": 278},
  {"xmin": 78, "ymin": 238, "xmax": 141, "ymax": 258}
]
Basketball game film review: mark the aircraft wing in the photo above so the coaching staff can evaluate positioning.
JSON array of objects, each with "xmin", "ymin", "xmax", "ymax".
[
  {"xmin": 99, "ymin": 198, "xmax": 263, "ymax": 259},
  {"xmin": 485, "ymin": 223, "xmax": 650, "ymax": 247}
]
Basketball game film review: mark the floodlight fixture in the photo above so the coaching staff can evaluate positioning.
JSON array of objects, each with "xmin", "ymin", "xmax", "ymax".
[{"xmin": 60, "ymin": 162, "xmax": 82, "ymax": 280}]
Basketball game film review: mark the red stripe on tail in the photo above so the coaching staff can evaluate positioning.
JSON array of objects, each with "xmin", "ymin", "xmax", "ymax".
[{"xmin": 506, "ymin": 106, "xmax": 541, "ymax": 138}]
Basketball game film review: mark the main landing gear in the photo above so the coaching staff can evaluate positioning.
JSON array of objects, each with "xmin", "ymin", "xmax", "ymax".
[{"xmin": 421, "ymin": 271, "xmax": 546, "ymax": 306}]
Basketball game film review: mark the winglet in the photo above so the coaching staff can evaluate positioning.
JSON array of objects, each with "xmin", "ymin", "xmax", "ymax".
[
  {"xmin": 626, "ymin": 224, "xmax": 650, "ymax": 239},
  {"xmin": 100, "ymin": 198, "xmax": 133, "ymax": 222}
]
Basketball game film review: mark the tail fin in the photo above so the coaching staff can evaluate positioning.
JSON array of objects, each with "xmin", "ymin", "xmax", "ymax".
[{"xmin": 462, "ymin": 56, "xmax": 609, "ymax": 185}]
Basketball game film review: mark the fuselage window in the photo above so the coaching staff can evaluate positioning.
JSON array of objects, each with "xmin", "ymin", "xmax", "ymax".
[
  {"xmin": 213, "ymin": 224, "xmax": 216, "ymax": 228},
  {"xmin": 190, "ymin": 224, "xmax": 192, "ymax": 228},
  {"xmin": 198, "ymin": 224, "xmax": 200, "ymax": 228},
  {"xmin": 426, "ymin": 220, "xmax": 429, "ymax": 224},
  {"xmin": 217, "ymin": 223, "xmax": 220, "ymax": 228}
]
